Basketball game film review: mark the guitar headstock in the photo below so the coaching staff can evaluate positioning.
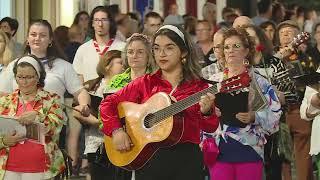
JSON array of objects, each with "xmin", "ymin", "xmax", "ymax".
[
  {"xmin": 291, "ymin": 32, "xmax": 310, "ymax": 48},
  {"xmin": 220, "ymin": 72, "xmax": 251, "ymax": 93}
]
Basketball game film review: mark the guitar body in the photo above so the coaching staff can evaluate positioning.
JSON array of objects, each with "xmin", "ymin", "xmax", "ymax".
[{"xmin": 104, "ymin": 92, "xmax": 184, "ymax": 170}]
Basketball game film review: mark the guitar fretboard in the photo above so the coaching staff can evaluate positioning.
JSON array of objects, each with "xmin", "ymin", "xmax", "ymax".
[{"xmin": 144, "ymin": 84, "xmax": 219, "ymax": 127}]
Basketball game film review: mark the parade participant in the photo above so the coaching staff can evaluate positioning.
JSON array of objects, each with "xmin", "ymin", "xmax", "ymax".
[
  {"xmin": 0, "ymin": 30, "xmax": 13, "ymax": 77},
  {"xmin": 209, "ymin": 27, "xmax": 281, "ymax": 180},
  {"xmin": 0, "ymin": 55, "xmax": 65, "ymax": 180},
  {"xmin": 100, "ymin": 25, "xmax": 218, "ymax": 180}
]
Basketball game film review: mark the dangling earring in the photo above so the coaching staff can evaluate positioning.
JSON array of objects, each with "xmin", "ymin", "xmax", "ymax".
[
  {"xmin": 48, "ymin": 43, "xmax": 53, "ymax": 47},
  {"xmin": 243, "ymin": 59, "xmax": 249, "ymax": 66},
  {"xmin": 181, "ymin": 58, "xmax": 186, "ymax": 64}
]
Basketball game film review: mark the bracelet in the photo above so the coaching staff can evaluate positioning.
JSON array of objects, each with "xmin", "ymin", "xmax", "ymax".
[
  {"xmin": 0, "ymin": 136, "xmax": 8, "ymax": 148},
  {"xmin": 112, "ymin": 127, "xmax": 124, "ymax": 136}
]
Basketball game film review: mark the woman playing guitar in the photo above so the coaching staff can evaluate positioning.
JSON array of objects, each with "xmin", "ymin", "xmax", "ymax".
[{"xmin": 99, "ymin": 25, "xmax": 219, "ymax": 180}]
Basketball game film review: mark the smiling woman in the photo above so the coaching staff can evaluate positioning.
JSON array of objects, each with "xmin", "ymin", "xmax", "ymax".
[{"xmin": 0, "ymin": 55, "xmax": 65, "ymax": 180}]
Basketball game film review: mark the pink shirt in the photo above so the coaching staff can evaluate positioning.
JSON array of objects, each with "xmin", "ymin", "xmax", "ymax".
[{"xmin": 6, "ymin": 100, "xmax": 47, "ymax": 172}]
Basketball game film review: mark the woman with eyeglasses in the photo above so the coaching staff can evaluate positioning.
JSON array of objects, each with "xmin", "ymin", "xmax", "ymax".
[
  {"xmin": 0, "ymin": 19, "xmax": 91, "ymax": 178},
  {"xmin": 0, "ymin": 55, "xmax": 65, "ymax": 180},
  {"xmin": 206, "ymin": 27, "xmax": 281, "ymax": 180},
  {"xmin": 100, "ymin": 25, "xmax": 219, "ymax": 180},
  {"xmin": 98, "ymin": 33, "xmax": 156, "ymax": 180}
]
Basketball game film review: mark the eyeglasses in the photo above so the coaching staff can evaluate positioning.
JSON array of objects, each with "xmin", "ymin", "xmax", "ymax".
[
  {"xmin": 152, "ymin": 45, "xmax": 176, "ymax": 56},
  {"xmin": 93, "ymin": 18, "xmax": 110, "ymax": 24},
  {"xmin": 127, "ymin": 49, "xmax": 146, "ymax": 58},
  {"xmin": 16, "ymin": 75, "xmax": 36, "ymax": 81},
  {"xmin": 223, "ymin": 43, "xmax": 243, "ymax": 51}
]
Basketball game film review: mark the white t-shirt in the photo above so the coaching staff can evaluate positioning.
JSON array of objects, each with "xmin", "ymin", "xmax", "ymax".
[
  {"xmin": 73, "ymin": 39, "xmax": 125, "ymax": 83},
  {"xmin": 0, "ymin": 58, "xmax": 83, "ymax": 102}
]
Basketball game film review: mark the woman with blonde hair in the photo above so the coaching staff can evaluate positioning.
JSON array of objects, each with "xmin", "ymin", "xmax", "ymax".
[
  {"xmin": 0, "ymin": 30, "xmax": 13, "ymax": 76},
  {"xmin": 73, "ymin": 50, "xmax": 124, "ymax": 180}
]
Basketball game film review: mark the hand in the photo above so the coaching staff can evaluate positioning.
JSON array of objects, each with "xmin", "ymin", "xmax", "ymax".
[
  {"xmin": 236, "ymin": 111, "xmax": 255, "ymax": 124},
  {"xmin": 215, "ymin": 107, "xmax": 221, "ymax": 117},
  {"xmin": 3, "ymin": 131, "xmax": 25, "ymax": 147},
  {"xmin": 199, "ymin": 93, "xmax": 215, "ymax": 115},
  {"xmin": 298, "ymin": 43, "xmax": 307, "ymax": 53},
  {"xmin": 17, "ymin": 111, "xmax": 38, "ymax": 125},
  {"xmin": 75, "ymin": 104, "xmax": 91, "ymax": 117},
  {"xmin": 112, "ymin": 129, "xmax": 133, "ymax": 153},
  {"xmin": 277, "ymin": 46, "xmax": 294, "ymax": 59}
]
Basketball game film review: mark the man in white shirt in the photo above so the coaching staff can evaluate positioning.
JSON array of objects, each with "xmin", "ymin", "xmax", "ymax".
[
  {"xmin": 72, "ymin": 5, "xmax": 126, "ymax": 180},
  {"xmin": 73, "ymin": 6, "xmax": 125, "ymax": 84}
]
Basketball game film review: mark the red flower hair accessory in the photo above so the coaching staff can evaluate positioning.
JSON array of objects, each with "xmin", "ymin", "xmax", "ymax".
[{"xmin": 256, "ymin": 44, "xmax": 265, "ymax": 52}]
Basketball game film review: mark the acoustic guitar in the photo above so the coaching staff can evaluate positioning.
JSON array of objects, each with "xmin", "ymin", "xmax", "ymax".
[{"xmin": 104, "ymin": 72, "xmax": 251, "ymax": 170}]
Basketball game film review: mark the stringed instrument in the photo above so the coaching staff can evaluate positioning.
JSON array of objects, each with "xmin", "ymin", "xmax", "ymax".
[
  {"xmin": 104, "ymin": 72, "xmax": 251, "ymax": 170},
  {"xmin": 274, "ymin": 31, "xmax": 310, "ymax": 60}
]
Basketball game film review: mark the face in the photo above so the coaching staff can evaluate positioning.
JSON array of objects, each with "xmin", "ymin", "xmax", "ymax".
[
  {"xmin": 224, "ymin": 36, "xmax": 249, "ymax": 66},
  {"xmin": 169, "ymin": 4, "xmax": 178, "ymax": 15},
  {"xmin": 212, "ymin": 32, "xmax": 224, "ymax": 61},
  {"xmin": 153, "ymin": 35, "xmax": 184, "ymax": 72},
  {"xmin": 15, "ymin": 65, "xmax": 39, "ymax": 94},
  {"xmin": 279, "ymin": 26, "xmax": 298, "ymax": 47},
  {"xmin": 78, "ymin": 14, "xmax": 89, "ymax": 30},
  {"xmin": 246, "ymin": 28, "xmax": 260, "ymax": 46},
  {"xmin": 315, "ymin": 26, "xmax": 320, "ymax": 44},
  {"xmin": 0, "ymin": 34, "xmax": 5, "ymax": 55},
  {"xmin": 263, "ymin": 25, "xmax": 275, "ymax": 41},
  {"xmin": 144, "ymin": 17, "xmax": 162, "ymax": 35},
  {"xmin": 92, "ymin": 11, "xmax": 110, "ymax": 37},
  {"xmin": 107, "ymin": 57, "xmax": 123, "ymax": 77},
  {"xmin": 0, "ymin": 22, "xmax": 13, "ymax": 36},
  {"xmin": 196, "ymin": 22, "xmax": 212, "ymax": 42},
  {"xmin": 127, "ymin": 40, "xmax": 149, "ymax": 69},
  {"xmin": 27, "ymin": 24, "xmax": 52, "ymax": 54}
]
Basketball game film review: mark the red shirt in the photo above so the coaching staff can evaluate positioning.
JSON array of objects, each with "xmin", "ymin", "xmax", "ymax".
[
  {"xmin": 100, "ymin": 70, "xmax": 219, "ymax": 144},
  {"xmin": 6, "ymin": 101, "xmax": 47, "ymax": 172}
]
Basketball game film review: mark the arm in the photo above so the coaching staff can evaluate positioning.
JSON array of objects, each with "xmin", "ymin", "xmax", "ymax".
[
  {"xmin": 300, "ymin": 86, "xmax": 320, "ymax": 120},
  {"xmin": 254, "ymin": 76, "xmax": 282, "ymax": 135},
  {"xmin": 100, "ymin": 78, "xmax": 144, "ymax": 136}
]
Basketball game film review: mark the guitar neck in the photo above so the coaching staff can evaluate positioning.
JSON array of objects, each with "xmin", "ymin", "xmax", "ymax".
[{"xmin": 152, "ymin": 84, "xmax": 219, "ymax": 123}]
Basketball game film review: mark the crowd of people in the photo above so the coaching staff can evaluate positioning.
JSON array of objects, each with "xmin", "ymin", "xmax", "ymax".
[{"xmin": 0, "ymin": 0, "xmax": 319, "ymax": 179}]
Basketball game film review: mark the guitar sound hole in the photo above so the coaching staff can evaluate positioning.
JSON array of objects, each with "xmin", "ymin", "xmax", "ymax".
[{"xmin": 144, "ymin": 113, "xmax": 155, "ymax": 128}]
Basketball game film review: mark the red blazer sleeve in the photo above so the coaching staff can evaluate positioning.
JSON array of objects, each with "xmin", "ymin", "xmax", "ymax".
[
  {"xmin": 200, "ymin": 112, "xmax": 219, "ymax": 133},
  {"xmin": 198, "ymin": 81, "xmax": 219, "ymax": 133},
  {"xmin": 100, "ymin": 77, "xmax": 144, "ymax": 136}
]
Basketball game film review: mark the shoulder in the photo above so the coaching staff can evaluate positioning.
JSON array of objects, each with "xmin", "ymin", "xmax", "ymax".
[
  {"xmin": 38, "ymin": 89, "xmax": 61, "ymax": 102},
  {"xmin": 109, "ymin": 39, "xmax": 126, "ymax": 52},
  {"xmin": 208, "ymin": 71, "xmax": 223, "ymax": 82}
]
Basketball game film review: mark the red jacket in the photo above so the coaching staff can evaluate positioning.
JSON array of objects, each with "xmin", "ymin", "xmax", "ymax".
[{"xmin": 100, "ymin": 70, "xmax": 219, "ymax": 144}]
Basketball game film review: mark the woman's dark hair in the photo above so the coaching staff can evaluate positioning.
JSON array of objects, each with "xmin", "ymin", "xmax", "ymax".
[
  {"xmin": 222, "ymin": 27, "xmax": 256, "ymax": 65},
  {"xmin": 24, "ymin": 19, "xmax": 67, "ymax": 68},
  {"xmin": 54, "ymin": 26, "xmax": 69, "ymax": 50},
  {"xmin": 244, "ymin": 25, "xmax": 274, "ymax": 59},
  {"xmin": 259, "ymin": 20, "xmax": 276, "ymax": 45},
  {"xmin": 153, "ymin": 25, "xmax": 202, "ymax": 81},
  {"xmin": 88, "ymin": 6, "xmax": 117, "ymax": 39},
  {"xmin": 73, "ymin": 11, "xmax": 89, "ymax": 25},
  {"xmin": 13, "ymin": 54, "xmax": 46, "ymax": 87}
]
